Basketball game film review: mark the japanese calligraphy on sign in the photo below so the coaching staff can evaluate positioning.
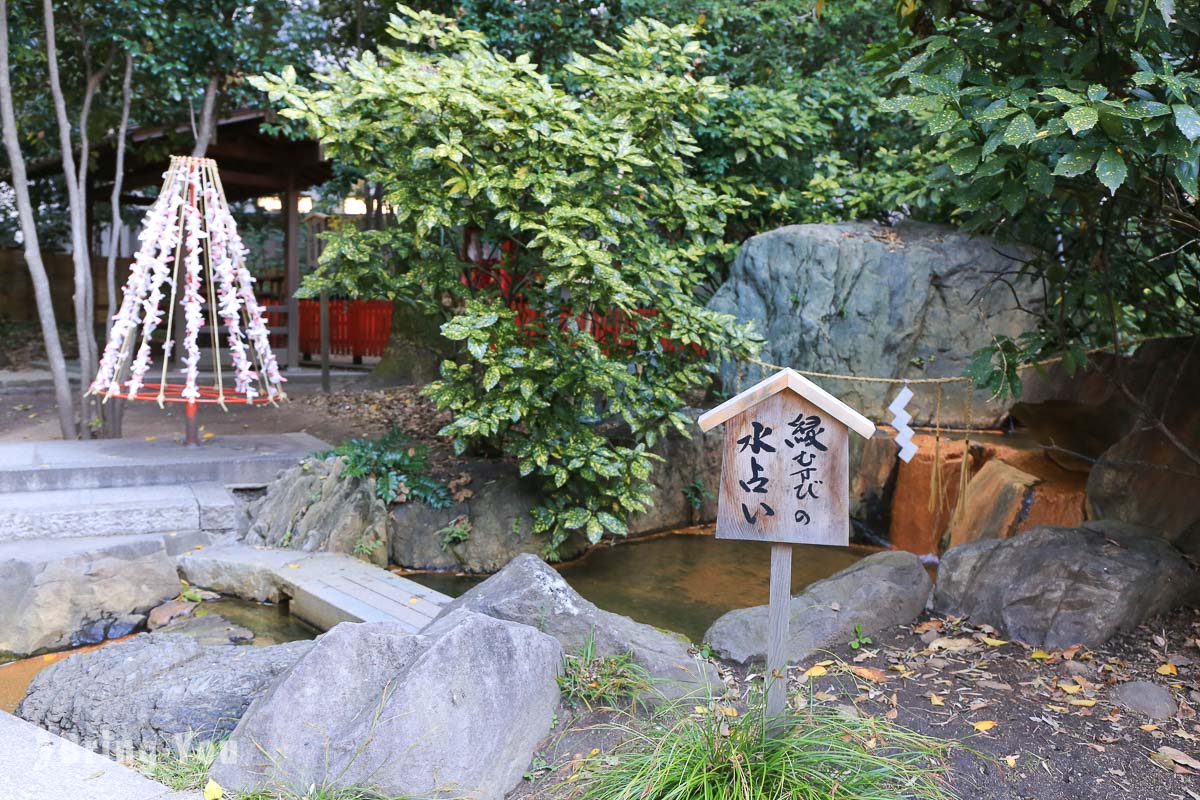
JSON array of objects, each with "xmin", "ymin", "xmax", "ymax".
[
  {"xmin": 696, "ymin": 368, "xmax": 876, "ymax": 721},
  {"xmin": 697, "ymin": 368, "xmax": 876, "ymax": 547}
]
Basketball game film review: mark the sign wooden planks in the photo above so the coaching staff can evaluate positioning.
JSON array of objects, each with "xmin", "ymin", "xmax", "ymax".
[
  {"xmin": 697, "ymin": 368, "xmax": 875, "ymax": 725},
  {"xmin": 715, "ymin": 390, "xmax": 849, "ymax": 546}
]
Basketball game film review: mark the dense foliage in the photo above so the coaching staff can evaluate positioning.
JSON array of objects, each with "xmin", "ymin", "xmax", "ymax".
[
  {"xmin": 323, "ymin": 429, "xmax": 451, "ymax": 508},
  {"xmin": 255, "ymin": 9, "xmax": 758, "ymax": 550},
  {"xmin": 880, "ymin": 0, "xmax": 1200, "ymax": 397}
]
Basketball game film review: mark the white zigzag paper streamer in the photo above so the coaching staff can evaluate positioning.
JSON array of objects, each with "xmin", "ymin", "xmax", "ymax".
[{"xmin": 888, "ymin": 386, "xmax": 919, "ymax": 463}]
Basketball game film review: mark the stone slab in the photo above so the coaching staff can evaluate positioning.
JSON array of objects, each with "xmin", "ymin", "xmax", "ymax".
[
  {"xmin": 0, "ymin": 433, "xmax": 328, "ymax": 492},
  {"xmin": 0, "ymin": 710, "xmax": 197, "ymax": 800},
  {"xmin": 177, "ymin": 544, "xmax": 450, "ymax": 633},
  {"xmin": 0, "ymin": 483, "xmax": 244, "ymax": 543}
]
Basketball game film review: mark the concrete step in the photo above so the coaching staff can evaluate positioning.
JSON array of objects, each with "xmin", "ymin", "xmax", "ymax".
[
  {"xmin": 0, "ymin": 432, "xmax": 327, "ymax": 493},
  {"xmin": 0, "ymin": 711, "xmax": 197, "ymax": 800},
  {"xmin": 177, "ymin": 544, "xmax": 451, "ymax": 633},
  {"xmin": 0, "ymin": 483, "xmax": 244, "ymax": 544}
]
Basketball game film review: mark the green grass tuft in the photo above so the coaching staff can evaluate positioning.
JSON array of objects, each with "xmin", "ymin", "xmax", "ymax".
[
  {"xmin": 133, "ymin": 741, "xmax": 222, "ymax": 790},
  {"xmin": 568, "ymin": 698, "xmax": 959, "ymax": 800},
  {"xmin": 557, "ymin": 631, "xmax": 652, "ymax": 709}
]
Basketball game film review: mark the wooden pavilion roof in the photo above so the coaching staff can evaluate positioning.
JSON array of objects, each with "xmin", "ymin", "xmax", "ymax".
[{"xmin": 23, "ymin": 108, "xmax": 332, "ymax": 203}]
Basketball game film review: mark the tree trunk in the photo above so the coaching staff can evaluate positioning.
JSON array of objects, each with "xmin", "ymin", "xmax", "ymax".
[
  {"xmin": 100, "ymin": 52, "xmax": 133, "ymax": 438},
  {"xmin": 0, "ymin": 0, "xmax": 76, "ymax": 438},
  {"xmin": 43, "ymin": 0, "xmax": 99, "ymax": 435},
  {"xmin": 192, "ymin": 73, "xmax": 219, "ymax": 156},
  {"xmin": 105, "ymin": 52, "xmax": 132, "ymax": 338}
]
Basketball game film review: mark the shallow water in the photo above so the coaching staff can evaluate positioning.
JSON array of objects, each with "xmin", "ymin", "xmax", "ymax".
[
  {"xmin": 0, "ymin": 597, "xmax": 318, "ymax": 714},
  {"xmin": 409, "ymin": 529, "xmax": 868, "ymax": 643}
]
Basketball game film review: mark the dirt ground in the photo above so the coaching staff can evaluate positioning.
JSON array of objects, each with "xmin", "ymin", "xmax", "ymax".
[
  {"xmin": 516, "ymin": 607, "xmax": 1200, "ymax": 800},
  {"xmin": 0, "ymin": 380, "xmax": 457, "ymax": 455}
]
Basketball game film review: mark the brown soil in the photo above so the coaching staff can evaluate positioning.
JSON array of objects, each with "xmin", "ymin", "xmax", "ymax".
[
  {"xmin": 0, "ymin": 382, "xmax": 466, "ymax": 470},
  {"xmin": 512, "ymin": 608, "xmax": 1200, "ymax": 800}
]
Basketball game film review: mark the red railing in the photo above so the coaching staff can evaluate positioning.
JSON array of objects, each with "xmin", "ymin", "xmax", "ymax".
[{"xmin": 270, "ymin": 299, "xmax": 393, "ymax": 360}]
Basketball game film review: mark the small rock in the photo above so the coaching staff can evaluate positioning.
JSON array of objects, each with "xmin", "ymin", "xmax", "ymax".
[
  {"xmin": 148, "ymin": 600, "xmax": 198, "ymax": 629},
  {"xmin": 1112, "ymin": 681, "xmax": 1178, "ymax": 720},
  {"xmin": 158, "ymin": 613, "xmax": 253, "ymax": 645},
  {"xmin": 1060, "ymin": 660, "xmax": 1092, "ymax": 678},
  {"xmin": 920, "ymin": 630, "xmax": 941, "ymax": 645}
]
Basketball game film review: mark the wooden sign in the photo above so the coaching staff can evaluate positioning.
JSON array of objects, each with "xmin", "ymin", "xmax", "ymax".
[{"xmin": 698, "ymin": 368, "xmax": 875, "ymax": 721}]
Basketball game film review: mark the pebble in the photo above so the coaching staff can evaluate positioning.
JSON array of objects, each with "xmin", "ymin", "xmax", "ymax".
[{"xmin": 1112, "ymin": 680, "xmax": 1178, "ymax": 720}]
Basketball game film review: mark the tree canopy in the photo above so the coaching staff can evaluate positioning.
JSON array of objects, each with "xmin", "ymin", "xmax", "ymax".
[
  {"xmin": 880, "ymin": 0, "xmax": 1200, "ymax": 396},
  {"xmin": 254, "ymin": 8, "xmax": 759, "ymax": 548}
]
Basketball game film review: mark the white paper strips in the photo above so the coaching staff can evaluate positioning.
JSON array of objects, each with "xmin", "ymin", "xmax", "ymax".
[
  {"xmin": 888, "ymin": 385, "xmax": 918, "ymax": 463},
  {"xmin": 88, "ymin": 155, "xmax": 286, "ymax": 406}
]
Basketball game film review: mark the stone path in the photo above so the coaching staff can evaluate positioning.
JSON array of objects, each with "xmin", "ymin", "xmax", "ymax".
[
  {"xmin": 178, "ymin": 544, "xmax": 451, "ymax": 633},
  {"xmin": 0, "ymin": 432, "xmax": 327, "ymax": 492},
  {"xmin": 0, "ymin": 710, "xmax": 197, "ymax": 800}
]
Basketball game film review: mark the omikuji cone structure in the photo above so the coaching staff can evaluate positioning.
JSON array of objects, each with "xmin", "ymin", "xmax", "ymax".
[{"xmin": 88, "ymin": 156, "xmax": 286, "ymax": 442}]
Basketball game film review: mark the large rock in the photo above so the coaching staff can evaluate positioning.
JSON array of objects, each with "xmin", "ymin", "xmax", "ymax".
[
  {"xmin": 211, "ymin": 613, "xmax": 560, "ymax": 800},
  {"xmin": 437, "ymin": 554, "xmax": 719, "ymax": 699},
  {"xmin": 389, "ymin": 461, "xmax": 589, "ymax": 572},
  {"xmin": 244, "ymin": 456, "xmax": 390, "ymax": 566},
  {"xmin": 704, "ymin": 550, "xmax": 932, "ymax": 665},
  {"xmin": 943, "ymin": 460, "xmax": 1041, "ymax": 549},
  {"xmin": 708, "ymin": 221, "xmax": 1040, "ymax": 426},
  {"xmin": 0, "ymin": 536, "xmax": 179, "ymax": 658},
  {"xmin": 1016, "ymin": 336, "xmax": 1200, "ymax": 554},
  {"xmin": 934, "ymin": 522, "xmax": 1200, "ymax": 648},
  {"xmin": 391, "ymin": 412, "xmax": 723, "ymax": 572},
  {"xmin": 16, "ymin": 633, "xmax": 311, "ymax": 755}
]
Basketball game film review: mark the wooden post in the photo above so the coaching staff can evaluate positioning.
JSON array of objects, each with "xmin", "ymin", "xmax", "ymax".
[
  {"xmin": 766, "ymin": 543, "xmax": 792, "ymax": 719},
  {"xmin": 319, "ymin": 289, "xmax": 331, "ymax": 393},
  {"xmin": 697, "ymin": 368, "xmax": 876, "ymax": 737},
  {"xmin": 283, "ymin": 178, "xmax": 300, "ymax": 370}
]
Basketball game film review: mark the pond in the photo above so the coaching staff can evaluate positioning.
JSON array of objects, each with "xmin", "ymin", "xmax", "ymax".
[
  {"xmin": 0, "ymin": 597, "xmax": 318, "ymax": 714},
  {"xmin": 409, "ymin": 527, "xmax": 870, "ymax": 643}
]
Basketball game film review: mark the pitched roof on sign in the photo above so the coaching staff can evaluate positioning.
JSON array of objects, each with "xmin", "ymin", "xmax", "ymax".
[{"xmin": 697, "ymin": 368, "xmax": 876, "ymax": 439}]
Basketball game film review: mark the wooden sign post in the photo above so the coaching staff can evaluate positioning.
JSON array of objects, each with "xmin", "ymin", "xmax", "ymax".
[{"xmin": 698, "ymin": 368, "xmax": 875, "ymax": 722}]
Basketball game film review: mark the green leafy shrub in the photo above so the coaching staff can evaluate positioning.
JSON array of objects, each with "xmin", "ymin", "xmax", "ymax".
[
  {"xmin": 323, "ymin": 428, "xmax": 451, "ymax": 508},
  {"xmin": 558, "ymin": 631, "xmax": 652, "ymax": 708},
  {"xmin": 254, "ymin": 8, "xmax": 759, "ymax": 553},
  {"xmin": 878, "ymin": 1, "xmax": 1200, "ymax": 395},
  {"xmin": 572, "ymin": 698, "xmax": 956, "ymax": 800}
]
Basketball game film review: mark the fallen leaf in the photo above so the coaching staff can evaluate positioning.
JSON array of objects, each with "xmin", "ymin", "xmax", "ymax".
[
  {"xmin": 848, "ymin": 665, "xmax": 891, "ymax": 683},
  {"xmin": 973, "ymin": 720, "xmax": 998, "ymax": 732},
  {"xmin": 144, "ymin": 435, "xmax": 157, "ymax": 442},
  {"xmin": 1030, "ymin": 649, "xmax": 1052, "ymax": 660},
  {"xmin": 980, "ymin": 637, "xmax": 1009, "ymax": 647},
  {"xmin": 1069, "ymin": 699, "xmax": 1097, "ymax": 707},
  {"xmin": 1059, "ymin": 683, "xmax": 1082, "ymax": 694},
  {"xmin": 805, "ymin": 665, "xmax": 828, "ymax": 679},
  {"xmin": 693, "ymin": 705, "xmax": 708, "ymax": 714},
  {"xmin": 1158, "ymin": 746, "xmax": 1200, "ymax": 771},
  {"xmin": 929, "ymin": 693, "xmax": 945, "ymax": 706},
  {"xmin": 1005, "ymin": 755, "xmax": 1018, "ymax": 768},
  {"xmin": 913, "ymin": 620, "xmax": 944, "ymax": 633},
  {"xmin": 1141, "ymin": 724, "xmax": 1161, "ymax": 732},
  {"xmin": 1158, "ymin": 663, "xmax": 1179, "ymax": 676},
  {"xmin": 203, "ymin": 779, "xmax": 224, "ymax": 800},
  {"xmin": 929, "ymin": 637, "xmax": 977, "ymax": 653},
  {"xmin": 203, "ymin": 432, "xmax": 215, "ymax": 440},
  {"xmin": 813, "ymin": 692, "xmax": 838, "ymax": 702}
]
